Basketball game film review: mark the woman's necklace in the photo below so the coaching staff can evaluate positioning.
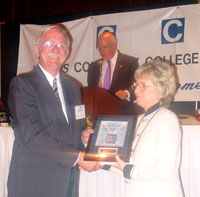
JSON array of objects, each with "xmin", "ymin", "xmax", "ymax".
[{"xmin": 130, "ymin": 106, "xmax": 163, "ymax": 157}]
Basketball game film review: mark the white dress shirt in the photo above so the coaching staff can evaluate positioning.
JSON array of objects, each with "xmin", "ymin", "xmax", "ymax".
[{"xmin": 39, "ymin": 65, "xmax": 69, "ymax": 123}]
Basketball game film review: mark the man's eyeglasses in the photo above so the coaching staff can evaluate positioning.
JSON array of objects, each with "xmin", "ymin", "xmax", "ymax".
[
  {"xmin": 98, "ymin": 46, "xmax": 109, "ymax": 51},
  {"xmin": 133, "ymin": 82, "xmax": 154, "ymax": 91},
  {"xmin": 39, "ymin": 40, "xmax": 68, "ymax": 51}
]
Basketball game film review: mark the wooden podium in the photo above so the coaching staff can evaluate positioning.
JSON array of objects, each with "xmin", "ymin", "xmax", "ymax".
[{"xmin": 81, "ymin": 87, "xmax": 122, "ymax": 121}]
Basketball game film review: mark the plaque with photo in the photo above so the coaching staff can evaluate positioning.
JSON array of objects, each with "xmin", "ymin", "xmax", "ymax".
[{"xmin": 84, "ymin": 115, "xmax": 137, "ymax": 162}]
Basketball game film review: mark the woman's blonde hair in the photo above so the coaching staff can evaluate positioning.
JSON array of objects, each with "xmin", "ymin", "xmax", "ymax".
[{"xmin": 135, "ymin": 60, "xmax": 176, "ymax": 106}]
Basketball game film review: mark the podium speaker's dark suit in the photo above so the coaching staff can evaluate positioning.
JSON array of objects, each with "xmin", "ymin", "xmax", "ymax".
[
  {"xmin": 87, "ymin": 51, "xmax": 142, "ymax": 115},
  {"xmin": 8, "ymin": 66, "xmax": 85, "ymax": 197}
]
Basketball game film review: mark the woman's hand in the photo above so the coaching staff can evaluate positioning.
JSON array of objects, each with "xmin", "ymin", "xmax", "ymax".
[{"xmin": 113, "ymin": 155, "xmax": 126, "ymax": 171}]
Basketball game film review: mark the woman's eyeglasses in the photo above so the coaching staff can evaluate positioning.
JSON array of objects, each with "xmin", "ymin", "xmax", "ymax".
[{"xmin": 133, "ymin": 82, "xmax": 154, "ymax": 91}]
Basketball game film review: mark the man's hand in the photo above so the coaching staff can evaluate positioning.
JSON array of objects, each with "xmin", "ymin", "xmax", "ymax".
[
  {"xmin": 82, "ymin": 127, "xmax": 94, "ymax": 144},
  {"xmin": 78, "ymin": 152, "xmax": 102, "ymax": 172},
  {"xmin": 115, "ymin": 90, "xmax": 127, "ymax": 100}
]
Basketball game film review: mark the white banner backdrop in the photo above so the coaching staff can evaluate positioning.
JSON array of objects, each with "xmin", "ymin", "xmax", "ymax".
[{"xmin": 17, "ymin": 4, "xmax": 200, "ymax": 101}]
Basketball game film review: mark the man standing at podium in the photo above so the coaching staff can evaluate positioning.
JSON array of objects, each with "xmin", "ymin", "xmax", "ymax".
[
  {"xmin": 79, "ymin": 31, "xmax": 140, "ymax": 197},
  {"xmin": 87, "ymin": 31, "xmax": 142, "ymax": 115}
]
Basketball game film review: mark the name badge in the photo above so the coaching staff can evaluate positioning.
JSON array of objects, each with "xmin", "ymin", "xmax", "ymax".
[{"xmin": 75, "ymin": 105, "xmax": 85, "ymax": 120}]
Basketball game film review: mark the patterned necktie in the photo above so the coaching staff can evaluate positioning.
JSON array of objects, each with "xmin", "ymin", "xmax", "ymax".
[
  {"xmin": 53, "ymin": 78, "xmax": 61, "ymax": 101},
  {"xmin": 103, "ymin": 60, "xmax": 111, "ymax": 90}
]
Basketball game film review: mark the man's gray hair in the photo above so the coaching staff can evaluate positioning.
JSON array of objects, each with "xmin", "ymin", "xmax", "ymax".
[{"xmin": 37, "ymin": 24, "xmax": 72, "ymax": 49}]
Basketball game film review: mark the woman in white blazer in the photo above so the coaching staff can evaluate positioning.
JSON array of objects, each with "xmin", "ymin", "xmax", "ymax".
[{"xmin": 113, "ymin": 60, "xmax": 183, "ymax": 197}]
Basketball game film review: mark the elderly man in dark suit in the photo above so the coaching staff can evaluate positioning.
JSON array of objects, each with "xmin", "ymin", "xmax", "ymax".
[
  {"xmin": 80, "ymin": 31, "xmax": 143, "ymax": 197},
  {"xmin": 7, "ymin": 24, "xmax": 101, "ymax": 197},
  {"xmin": 87, "ymin": 31, "xmax": 143, "ymax": 115}
]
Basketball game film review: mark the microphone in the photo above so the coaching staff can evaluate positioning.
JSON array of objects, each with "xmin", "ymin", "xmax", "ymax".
[{"xmin": 98, "ymin": 60, "xmax": 103, "ymax": 87}]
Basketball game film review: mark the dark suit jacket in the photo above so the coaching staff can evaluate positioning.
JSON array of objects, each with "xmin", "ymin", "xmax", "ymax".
[
  {"xmin": 8, "ymin": 65, "xmax": 85, "ymax": 197},
  {"xmin": 87, "ymin": 51, "xmax": 143, "ymax": 115}
]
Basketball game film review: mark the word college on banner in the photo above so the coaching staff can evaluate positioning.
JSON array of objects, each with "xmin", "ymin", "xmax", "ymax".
[{"xmin": 18, "ymin": 4, "xmax": 200, "ymax": 101}]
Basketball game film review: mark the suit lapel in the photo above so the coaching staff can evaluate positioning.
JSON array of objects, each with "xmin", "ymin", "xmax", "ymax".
[
  {"xmin": 33, "ymin": 66, "xmax": 67, "ymax": 124},
  {"xmin": 60, "ymin": 76, "xmax": 75, "ymax": 124},
  {"xmin": 110, "ymin": 53, "xmax": 122, "ymax": 90}
]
